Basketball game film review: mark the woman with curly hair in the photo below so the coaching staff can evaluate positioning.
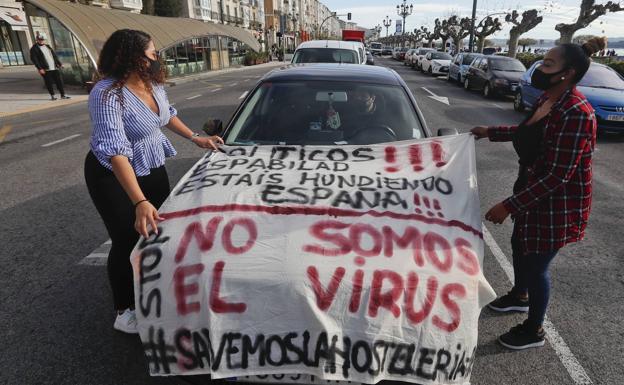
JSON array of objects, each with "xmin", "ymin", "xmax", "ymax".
[
  {"xmin": 84, "ymin": 29, "xmax": 223, "ymax": 334},
  {"xmin": 471, "ymin": 37, "xmax": 605, "ymax": 350}
]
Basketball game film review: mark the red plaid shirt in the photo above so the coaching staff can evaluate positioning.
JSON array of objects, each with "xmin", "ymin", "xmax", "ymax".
[{"xmin": 488, "ymin": 87, "xmax": 596, "ymax": 253}]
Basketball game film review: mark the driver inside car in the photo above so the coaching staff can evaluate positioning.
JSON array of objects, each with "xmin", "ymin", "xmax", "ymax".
[{"xmin": 341, "ymin": 88, "xmax": 391, "ymax": 143}]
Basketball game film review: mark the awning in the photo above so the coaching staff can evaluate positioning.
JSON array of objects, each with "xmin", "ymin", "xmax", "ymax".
[
  {"xmin": 23, "ymin": 0, "xmax": 261, "ymax": 66},
  {"xmin": 0, "ymin": 6, "xmax": 29, "ymax": 31}
]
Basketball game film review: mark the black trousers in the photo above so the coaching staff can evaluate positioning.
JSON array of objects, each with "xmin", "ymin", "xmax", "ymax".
[
  {"xmin": 84, "ymin": 151, "xmax": 170, "ymax": 310},
  {"xmin": 42, "ymin": 70, "xmax": 65, "ymax": 96}
]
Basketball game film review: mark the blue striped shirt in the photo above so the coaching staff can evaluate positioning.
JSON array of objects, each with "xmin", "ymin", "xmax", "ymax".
[{"xmin": 88, "ymin": 78, "xmax": 177, "ymax": 176}]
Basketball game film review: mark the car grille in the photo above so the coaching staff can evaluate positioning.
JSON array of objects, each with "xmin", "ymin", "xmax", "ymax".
[
  {"xmin": 598, "ymin": 105, "xmax": 624, "ymax": 113},
  {"xmin": 440, "ymin": 66, "xmax": 449, "ymax": 71}
]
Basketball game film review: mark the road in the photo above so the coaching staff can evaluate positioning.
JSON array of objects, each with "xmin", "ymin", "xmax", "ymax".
[{"xmin": 0, "ymin": 58, "xmax": 622, "ymax": 385}]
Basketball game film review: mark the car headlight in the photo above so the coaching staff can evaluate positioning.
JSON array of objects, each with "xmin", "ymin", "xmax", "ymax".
[{"xmin": 494, "ymin": 78, "xmax": 509, "ymax": 86}]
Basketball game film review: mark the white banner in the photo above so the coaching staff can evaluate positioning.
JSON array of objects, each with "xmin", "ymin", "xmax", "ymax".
[{"xmin": 132, "ymin": 134, "xmax": 496, "ymax": 384}]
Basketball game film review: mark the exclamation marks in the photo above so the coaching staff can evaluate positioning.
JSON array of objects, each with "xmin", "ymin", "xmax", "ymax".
[
  {"xmin": 384, "ymin": 146, "xmax": 400, "ymax": 172},
  {"xmin": 409, "ymin": 144, "xmax": 424, "ymax": 172},
  {"xmin": 414, "ymin": 193, "xmax": 444, "ymax": 218},
  {"xmin": 431, "ymin": 141, "xmax": 447, "ymax": 168}
]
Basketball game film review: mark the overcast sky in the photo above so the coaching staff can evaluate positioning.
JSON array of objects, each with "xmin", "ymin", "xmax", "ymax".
[{"xmin": 322, "ymin": 0, "xmax": 624, "ymax": 40}]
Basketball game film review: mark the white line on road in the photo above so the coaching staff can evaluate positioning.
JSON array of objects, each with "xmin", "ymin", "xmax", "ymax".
[
  {"xmin": 229, "ymin": 82, "xmax": 238, "ymax": 87},
  {"xmin": 239, "ymin": 91, "xmax": 249, "ymax": 99},
  {"xmin": 41, "ymin": 134, "xmax": 81, "ymax": 147},
  {"xmin": 492, "ymin": 103, "xmax": 504, "ymax": 109},
  {"xmin": 421, "ymin": 87, "xmax": 450, "ymax": 105},
  {"xmin": 78, "ymin": 253, "xmax": 108, "ymax": 266},
  {"xmin": 210, "ymin": 88, "xmax": 222, "ymax": 93},
  {"xmin": 482, "ymin": 224, "xmax": 593, "ymax": 385},
  {"xmin": 186, "ymin": 94, "xmax": 202, "ymax": 100},
  {"xmin": 242, "ymin": 79, "xmax": 250, "ymax": 82}
]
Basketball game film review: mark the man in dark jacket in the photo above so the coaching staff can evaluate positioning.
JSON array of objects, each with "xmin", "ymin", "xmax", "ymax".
[{"xmin": 30, "ymin": 35, "xmax": 69, "ymax": 100}]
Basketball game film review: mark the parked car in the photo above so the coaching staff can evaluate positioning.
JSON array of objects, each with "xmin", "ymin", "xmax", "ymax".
[
  {"xmin": 382, "ymin": 46, "xmax": 393, "ymax": 55},
  {"xmin": 393, "ymin": 47, "xmax": 409, "ymax": 60},
  {"xmin": 366, "ymin": 51, "xmax": 375, "ymax": 65},
  {"xmin": 515, "ymin": 61, "xmax": 624, "ymax": 133},
  {"xmin": 482, "ymin": 47, "xmax": 497, "ymax": 55},
  {"xmin": 463, "ymin": 56, "xmax": 526, "ymax": 98},
  {"xmin": 204, "ymin": 64, "xmax": 461, "ymax": 145},
  {"xmin": 403, "ymin": 49, "xmax": 418, "ymax": 66},
  {"xmin": 412, "ymin": 47, "xmax": 436, "ymax": 70},
  {"xmin": 292, "ymin": 40, "xmax": 363, "ymax": 65},
  {"xmin": 420, "ymin": 51, "xmax": 453, "ymax": 75},
  {"xmin": 448, "ymin": 53, "xmax": 483, "ymax": 84}
]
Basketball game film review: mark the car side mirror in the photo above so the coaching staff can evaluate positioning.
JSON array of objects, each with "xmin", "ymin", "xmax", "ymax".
[
  {"xmin": 203, "ymin": 119, "xmax": 224, "ymax": 136},
  {"xmin": 437, "ymin": 128, "xmax": 459, "ymax": 136}
]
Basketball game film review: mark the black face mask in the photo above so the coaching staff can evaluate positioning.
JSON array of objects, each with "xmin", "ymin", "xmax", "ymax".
[
  {"xmin": 146, "ymin": 57, "xmax": 161, "ymax": 77},
  {"xmin": 531, "ymin": 66, "xmax": 567, "ymax": 90}
]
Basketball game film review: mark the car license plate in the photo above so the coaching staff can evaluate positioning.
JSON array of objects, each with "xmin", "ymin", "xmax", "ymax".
[
  {"xmin": 510, "ymin": 85, "xmax": 518, "ymax": 91},
  {"xmin": 607, "ymin": 115, "xmax": 624, "ymax": 121}
]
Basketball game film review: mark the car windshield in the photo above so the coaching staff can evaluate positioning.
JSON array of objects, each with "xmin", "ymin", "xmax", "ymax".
[
  {"xmin": 419, "ymin": 49, "xmax": 433, "ymax": 55},
  {"xmin": 224, "ymin": 81, "xmax": 425, "ymax": 145},
  {"xmin": 431, "ymin": 52, "xmax": 452, "ymax": 60},
  {"xmin": 292, "ymin": 49, "xmax": 359, "ymax": 64},
  {"xmin": 578, "ymin": 65, "xmax": 624, "ymax": 90},
  {"xmin": 371, "ymin": 43, "xmax": 382, "ymax": 49},
  {"xmin": 463, "ymin": 54, "xmax": 480, "ymax": 65},
  {"xmin": 490, "ymin": 59, "xmax": 526, "ymax": 72}
]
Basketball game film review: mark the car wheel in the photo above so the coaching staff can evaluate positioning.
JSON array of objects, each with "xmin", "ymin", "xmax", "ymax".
[
  {"xmin": 428, "ymin": 67, "xmax": 433, "ymax": 75},
  {"xmin": 514, "ymin": 91, "xmax": 525, "ymax": 112},
  {"xmin": 464, "ymin": 78, "xmax": 471, "ymax": 90},
  {"xmin": 457, "ymin": 74, "xmax": 462, "ymax": 84},
  {"xmin": 483, "ymin": 83, "xmax": 491, "ymax": 98}
]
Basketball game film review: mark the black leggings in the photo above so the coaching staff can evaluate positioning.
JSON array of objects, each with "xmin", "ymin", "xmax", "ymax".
[{"xmin": 84, "ymin": 151, "xmax": 170, "ymax": 310}]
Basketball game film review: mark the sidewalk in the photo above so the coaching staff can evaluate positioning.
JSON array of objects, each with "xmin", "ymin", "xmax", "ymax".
[{"xmin": 0, "ymin": 60, "xmax": 288, "ymax": 118}]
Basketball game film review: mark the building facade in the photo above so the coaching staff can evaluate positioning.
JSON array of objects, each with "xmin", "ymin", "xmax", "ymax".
[{"xmin": 0, "ymin": 0, "xmax": 31, "ymax": 66}]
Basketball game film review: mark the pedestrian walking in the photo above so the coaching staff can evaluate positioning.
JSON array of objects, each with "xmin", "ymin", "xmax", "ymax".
[
  {"xmin": 84, "ymin": 29, "xmax": 223, "ymax": 334},
  {"xmin": 29, "ymin": 34, "xmax": 70, "ymax": 101},
  {"xmin": 471, "ymin": 37, "xmax": 604, "ymax": 350}
]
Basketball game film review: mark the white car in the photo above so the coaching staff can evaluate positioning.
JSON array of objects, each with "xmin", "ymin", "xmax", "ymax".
[
  {"xmin": 403, "ymin": 48, "xmax": 418, "ymax": 66},
  {"xmin": 292, "ymin": 40, "xmax": 365, "ymax": 65},
  {"xmin": 421, "ymin": 51, "xmax": 453, "ymax": 75},
  {"xmin": 412, "ymin": 47, "xmax": 436, "ymax": 70}
]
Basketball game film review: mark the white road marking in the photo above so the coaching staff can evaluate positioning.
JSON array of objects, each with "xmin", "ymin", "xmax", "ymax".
[
  {"xmin": 492, "ymin": 103, "xmax": 504, "ymax": 109},
  {"xmin": 421, "ymin": 87, "xmax": 450, "ymax": 105},
  {"xmin": 41, "ymin": 134, "xmax": 81, "ymax": 147},
  {"xmin": 239, "ymin": 91, "xmax": 249, "ymax": 99},
  {"xmin": 242, "ymin": 79, "xmax": 250, "ymax": 82},
  {"xmin": 170, "ymin": 102, "xmax": 176, "ymax": 106},
  {"xmin": 186, "ymin": 94, "xmax": 201, "ymax": 100},
  {"xmin": 79, "ymin": 239, "xmax": 111, "ymax": 266},
  {"xmin": 210, "ymin": 88, "xmax": 222, "ymax": 93},
  {"xmin": 230, "ymin": 82, "xmax": 238, "ymax": 87},
  {"xmin": 482, "ymin": 224, "xmax": 593, "ymax": 385}
]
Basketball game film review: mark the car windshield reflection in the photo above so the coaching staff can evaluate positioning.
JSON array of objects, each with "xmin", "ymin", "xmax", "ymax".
[{"xmin": 224, "ymin": 81, "xmax": 425, "ymax": 146}]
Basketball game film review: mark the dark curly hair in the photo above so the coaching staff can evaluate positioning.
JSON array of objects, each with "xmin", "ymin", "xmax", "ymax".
[{"xmin": 97, "ymin": 29, "xmax": 164, "ymax": 92}]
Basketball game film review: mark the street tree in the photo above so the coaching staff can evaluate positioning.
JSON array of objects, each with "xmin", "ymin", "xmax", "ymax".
[
  {"xmin": 141, "ymin": 0, "xmax": 155, "ymax": 15},
  {"xmin": 518, "ymin": 38, "xmax": 538, "ymax": 52},
  {"xmin": 155, "ymin": 0, "xmax": 182, "ymax": 17},
  {"xmin": 446, "ymin": 15, "xmax": 473, "ymax": 52},
  {"xmin": 435, "ymin": 18, "xmax": 450, "ymax": 52},
  {"xmin": 411, "ymin": 29, "xmax": 424, "ymax": 47},
  {"xmin": 506, "ymin": 9, "xmax": 543, "ymax": 57},
  {"xmin": 555, "ymin": 0, "xmax": 623, "ymax": 44},
  {"xmin": 474, "ymin": 16, "xmax": 503, "ymax": 53},
  {"xmin": 421, "ymin": 27, "xmax": 437, "ymax": 48}
]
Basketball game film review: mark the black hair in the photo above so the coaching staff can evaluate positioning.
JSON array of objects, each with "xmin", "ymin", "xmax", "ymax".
[
  {"xmin": 97, "ymin": 29, "xmax": 164, "ymax": 91},
  {"xmin": 558, "ymin": 37, "xmax": 606, "ymax": 83}
]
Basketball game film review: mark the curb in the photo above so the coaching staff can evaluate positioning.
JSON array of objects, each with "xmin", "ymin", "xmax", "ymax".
[
  {"xmin": 0, "ymin": 96, "xmax": 89, "ymax": 119},
  {"xmin": 0, "ymin": 62, "xmax": 288, "ymax": 119},
  {"xmin": 166, "ymin": 61, "xmax": 287, "ymax": 86}
]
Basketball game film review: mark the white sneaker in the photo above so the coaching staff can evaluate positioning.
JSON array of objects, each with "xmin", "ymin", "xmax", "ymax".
[{"xmin": 113, "ymin": 309, "xmax": 138, "ymax": 334}]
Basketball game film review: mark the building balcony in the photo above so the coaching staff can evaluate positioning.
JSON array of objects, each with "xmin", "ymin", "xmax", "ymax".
[{"xmin": 109, "ymin": 0, "xmax": 143, "ymax": 11}]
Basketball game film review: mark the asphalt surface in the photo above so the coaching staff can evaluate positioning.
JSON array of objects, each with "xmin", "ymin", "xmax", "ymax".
[{"xmin": 0, "ymin": 57, "xmax": 622, "ymax": 385}]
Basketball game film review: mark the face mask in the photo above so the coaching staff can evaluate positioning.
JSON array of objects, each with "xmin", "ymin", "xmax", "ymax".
[
  {"xmin": 531, "ymin": 66, "xmax": 567, "ymax": 90},
  {"xmin": 146, "ymin": 57, "xmax": 161, "ymax": 77}
]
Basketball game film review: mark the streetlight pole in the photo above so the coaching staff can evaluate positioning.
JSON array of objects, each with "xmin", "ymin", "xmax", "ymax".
[
  {"xmin": 468, "ymin": 0, "xmax": 477, "ymax": 52},
  {"xmin": 383, "ymin": 15, "xmax": 391, "ymax": 37},
  {"xmin": 396, "ymin": 0, "xmax": 413, "ymax": 35}
]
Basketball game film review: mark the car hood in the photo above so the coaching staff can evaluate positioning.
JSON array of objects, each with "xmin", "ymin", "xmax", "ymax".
[
  {"xmin": 492, "ymin": 70, "xmax": 523, "ymax": 82},
  {"xmin": 432, "ymin": 59, "xmax": 451, "ymax": 66},
  {"xmin": 578, "ymin": 86, "xmax": 624, "ymax": 108}
]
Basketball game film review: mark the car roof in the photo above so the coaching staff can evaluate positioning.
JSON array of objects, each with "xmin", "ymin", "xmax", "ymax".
[
  {"xmin": 261, "ymin": 64, "xmax": 403, "ymax": 85},
  {"xmin": 296, "ymin": 40, "xmax": 360, "ymax": 50}
]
